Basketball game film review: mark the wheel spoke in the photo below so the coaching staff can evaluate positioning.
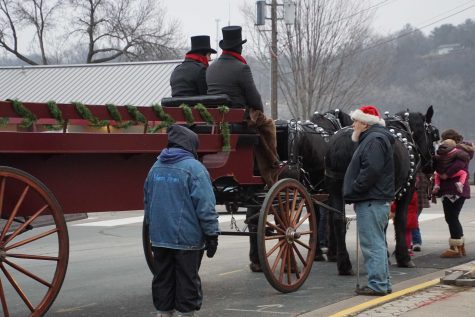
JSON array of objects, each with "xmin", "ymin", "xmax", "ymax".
[
  {"xmin": 276, "ymin": 194, "xmax": 287, "ymax": 226},
  {"xmin": 265, "ymin": 221, "xmax": 286, "ymax": 235},
  {"xmin": 290, "ymin": 188, "xmax": 298, "ymax": 215},
  {"xmin": 4, "ymin": 258, "xmax": 52, "ymax": 287},
  {"xmin": 290, "ymin": 198, "xmax": 305, "ymax": 226},
  {"xmin": 0, "ymin": 275, "xmax": 10, "ymax": 317},
  {"xmin": 294, "ymin": 239, "xmax": 311, "ymax": 250},
  {"xmin": 291, "ymin": 243, "xmax": 307, "ymax": 267},
  {"xmin": 269, "ymin": 204, "xmax": 287, "ymax": 229},
  {"xmin": 289, "ymin": 249, "xmax": 301, "ymax": 279},
  {"xmin": 271, "ymin": 242, "xmax": 287, "ymax": 273},
  {"xmin": 294, "ymin": 211, "xmax": 311, "ymax": 229},
  {"xmin": 5, "ymin": 228, "xmax": 59, "ymax": 251},
  {"xmin": 286, "ymin": 245, "xmax": 292, "ymax": 285},
  {"xmin": 0, "ymin": 264, "xmax": 34, "ymax": 312},
  {"xmin": 278, "ymin": 244, "xmax": 287, "ymax": 283},
  {"xmin": 4, "ymin": 204, "xmax": 49, "ymax": 245},
  {"xmin": 265, "ymin": 234, "xmax": 286, "ymax": 240},
  {"xmin": 285, "ymin": 189, "xmax": 290, "ymax": 223},
  {"xmin": 7, "ymin": 253, "xmax": 59, "ymax": 261},
  {"xmin": 0, "ymin": 177, "xmax": 6, "ymax": 219},
  {"xmin": 0, "ymin": 185, "xmax": 30, "ymax": 241},
  {"xmin": 266, "ymin": 238, "xmax": 286, "ymax": 257}
]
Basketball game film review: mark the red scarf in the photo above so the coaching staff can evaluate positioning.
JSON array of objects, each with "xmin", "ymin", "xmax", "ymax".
[
  {"xmin": 222, "ymin": 50, "xmax": 247, "ymax": 64},
  {"xmin": 185, "ymin": 53, "xmax": 209, "ymax": 67}
]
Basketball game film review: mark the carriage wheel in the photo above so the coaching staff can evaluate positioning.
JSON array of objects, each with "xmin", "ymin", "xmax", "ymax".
[
  {"xmin": 258, "ymin": 178, "xmax": 317, "ymax": 293},
  {"xmin": 0, "ymin": 166, "xmax": 69, "ymax": 317},
  {"xmin": 142, "ymin": 219, "xmax": 157, "ymax": 275}
]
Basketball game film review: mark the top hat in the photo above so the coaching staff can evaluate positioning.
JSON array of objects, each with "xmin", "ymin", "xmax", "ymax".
[
  {"xmin": 187, "ymin": 35, "xmax": 217, "ymax": 54},
  {"xmin": 219, "ymin": 26, "xmax": 247, "ymax": 50}
]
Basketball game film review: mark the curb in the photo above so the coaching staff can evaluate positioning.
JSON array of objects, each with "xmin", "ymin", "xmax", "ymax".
[{"xmin": 328, "ymin": 278, "xmax": 440, "ymax": 317}]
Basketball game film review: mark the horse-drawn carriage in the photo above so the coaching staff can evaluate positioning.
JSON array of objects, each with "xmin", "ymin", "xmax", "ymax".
[{"xmin": 0, "ymin": 97, "xmax": 319, "ymax": 317}]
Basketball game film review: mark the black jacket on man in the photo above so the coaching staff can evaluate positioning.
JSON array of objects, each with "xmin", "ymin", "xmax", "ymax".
[
  {"xmin": 170, "ymin": 59, "xmax": 207, "ymax": 97},
  {"xmin": 343, "ymin": 125, "xmax": 395, "ymax": 203},
  {"xmin": 206, "ymin": 54, "xmax": 263, "ymax": 111}
]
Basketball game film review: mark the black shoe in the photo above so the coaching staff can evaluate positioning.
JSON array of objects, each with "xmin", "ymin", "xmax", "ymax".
[
  {"xmin": 249, "ymin": 262, "xmax": 263, "ymax": 272},
  {"xmin": 413, "ymin": 244, "xmax": 422, "ymax": 252},
  {"xmin": 314, "ymin": 254, "xmax": 325, "ymax": 262},
  {"xmin": 355, "ymin": 286, "xmax": 387, "ymax": 296}
]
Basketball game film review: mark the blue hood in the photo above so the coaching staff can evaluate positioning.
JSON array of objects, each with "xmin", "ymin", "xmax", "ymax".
[{"xmin": 159, "ymin": 148, "xmax": 195, "ymax": 164}]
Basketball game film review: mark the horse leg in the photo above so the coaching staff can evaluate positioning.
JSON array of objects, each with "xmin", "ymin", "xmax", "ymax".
[
  {"xmin": 314, "ymin": 205, "xmax": 325, "ymax": 261},
  {"xmin": 394, "ymin": 192, "xmax": 415, "ymax": 268},
  {"xmin": 329, "ymin": 193, "xmax": 353, "ymax": 275},
  {"xmin": 246, "ymin": 207, "xmax": 262, "ymax": 272}
]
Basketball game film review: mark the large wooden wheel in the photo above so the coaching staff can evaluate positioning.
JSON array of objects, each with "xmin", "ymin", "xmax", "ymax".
[
  {"xmin": 258, "ymin": 178, "xmax": 317, "ymax": 293},
  {"xmin": 142, "ymin": 219, "xmax": 157, "ymax": 275},
  {"xmin": 0, "ymin": 166, "xmax": 69, "ymax": 317}
]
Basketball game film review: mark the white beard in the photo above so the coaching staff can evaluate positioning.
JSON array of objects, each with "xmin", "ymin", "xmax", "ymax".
[{"xmin": 351, "ymin": 129, "xmax": 361, "ymax": 142}]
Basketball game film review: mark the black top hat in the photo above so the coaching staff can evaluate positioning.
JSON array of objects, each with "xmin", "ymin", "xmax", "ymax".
[
  {"xmin": 187, "ymin": 35, "xmax": 217, "ymax": 54},
  {"xmin": 219, "ymin": 26, "xmax": 247, "ymax": 50}
]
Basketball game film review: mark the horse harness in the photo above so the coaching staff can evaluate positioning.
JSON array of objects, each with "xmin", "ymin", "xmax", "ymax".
[{"xmin": 384, "ymin": 113, "xmax": 420, "ymax": 199}]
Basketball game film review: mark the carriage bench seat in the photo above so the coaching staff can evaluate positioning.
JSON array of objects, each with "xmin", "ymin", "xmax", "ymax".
[{"xmin": 161, "ymin": 94, "xmax": 233, "ymax": 108}]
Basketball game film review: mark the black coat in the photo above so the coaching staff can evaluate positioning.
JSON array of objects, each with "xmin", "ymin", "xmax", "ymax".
[
  {"xmin": 206, "ymin": 55, "xmax": 263, "ymax": 111},
  {"xmin": 343, "ymin": 125, "xmax": 395, "ymax": 203},
  {"xmin": 170, "ymin": 59, "xmax": 207, "ymax": 97}
]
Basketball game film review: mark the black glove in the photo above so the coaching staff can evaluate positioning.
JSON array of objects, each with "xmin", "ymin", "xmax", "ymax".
[{"xmin": 205, "ymin": 235, "xmax": 218, "ymax": 258}]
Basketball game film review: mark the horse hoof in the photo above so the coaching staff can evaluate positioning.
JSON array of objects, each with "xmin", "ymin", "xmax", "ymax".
[
  {"xmin": 397, "ymin": 260, "xmax": 416, "ymax": 268},
  {"xmin": 338, "ymin": 270, "xmax": 355, "ymax": 276}
]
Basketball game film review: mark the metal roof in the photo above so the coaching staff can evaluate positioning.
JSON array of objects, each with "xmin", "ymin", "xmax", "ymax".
[{"xmin": 0, "ymin": 60, "xmax": 181, "ymax": 106}]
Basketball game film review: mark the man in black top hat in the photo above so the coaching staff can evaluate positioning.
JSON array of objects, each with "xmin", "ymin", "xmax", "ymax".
[
  {"xmin": 170, "ymin": 35, "xmax": 217, "ymax": 97},
  {"xmin": 207, "ymin": 26, "xmax": 281, "ymax": 273}
]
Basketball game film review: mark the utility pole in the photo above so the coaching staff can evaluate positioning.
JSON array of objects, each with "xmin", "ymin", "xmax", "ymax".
[
  {"xmin": 270, "ymin": 0, "xmax": 278, "ymax": 119},
  {"xmin": 215, "ymin": 19, "xmax": 220, "ymax": 54}
]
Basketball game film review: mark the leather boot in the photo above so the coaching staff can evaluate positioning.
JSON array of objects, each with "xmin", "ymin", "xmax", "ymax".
[{"xmin": 440, "ymin": 238, "xmax": 463, "ymax": 258}]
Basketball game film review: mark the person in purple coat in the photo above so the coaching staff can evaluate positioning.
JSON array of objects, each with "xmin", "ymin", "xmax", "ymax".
[{"xmin": 434, "ymin": 129, "xmax": 474, "ymax": 258}]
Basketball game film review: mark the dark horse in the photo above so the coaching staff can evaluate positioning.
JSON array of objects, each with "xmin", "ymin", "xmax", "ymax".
[{"xmin": 324, "ymin": 106, "xmax": 438, "ymax": 273}]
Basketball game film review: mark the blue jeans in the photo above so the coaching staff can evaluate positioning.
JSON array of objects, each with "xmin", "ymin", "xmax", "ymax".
[{"xmin": 355, "ymin": 200, "xmax": 391, "ymax": 293}]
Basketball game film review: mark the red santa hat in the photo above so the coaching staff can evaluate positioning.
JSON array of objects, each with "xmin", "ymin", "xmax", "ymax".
[{"xmin": 350, "ymin": 105, "xmax": 385, "ymax": 126}]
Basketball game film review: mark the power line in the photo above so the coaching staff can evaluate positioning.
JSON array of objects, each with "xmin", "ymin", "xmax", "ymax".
[
  {"xmin": 327, "ymin": 0, "xmax": 396, "ymax": 25},
  {"xmin": 357, "ymin": 2, "xmax": 475, "ymax": 55}
]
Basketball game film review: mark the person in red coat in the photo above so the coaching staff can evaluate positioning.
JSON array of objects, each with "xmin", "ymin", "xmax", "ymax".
[{"xmin": 391, "ymin": 191, "xmax": 419, "ymax": 256}]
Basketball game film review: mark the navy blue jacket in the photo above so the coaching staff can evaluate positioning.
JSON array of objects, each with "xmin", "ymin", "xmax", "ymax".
[{"xmin": 343, "ymin": 125, "xmax": 395, "ymax": 203}]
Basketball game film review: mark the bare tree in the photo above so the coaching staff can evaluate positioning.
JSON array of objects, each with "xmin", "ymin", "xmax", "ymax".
[
  {"xmin": 0, "ymin": 0, "xmax": 62, "ymax": 65},
  {"xmin": 243, "ymin": 0, "xmax": 388, "ymax": 120},
  {"xmin": 69, "ymin": 0, "xmax": 182, "ymax": 63}
]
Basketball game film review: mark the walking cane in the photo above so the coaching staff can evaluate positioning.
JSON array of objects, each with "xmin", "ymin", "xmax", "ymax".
[{"xmin": 356, "ymin": 216, "xmax": 360, "ymax": 290}]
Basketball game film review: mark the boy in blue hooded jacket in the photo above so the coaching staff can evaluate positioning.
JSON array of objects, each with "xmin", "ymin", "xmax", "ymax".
[{"xmin": 144, "ymin": 124, "xmax": 220, "ymax": 317}]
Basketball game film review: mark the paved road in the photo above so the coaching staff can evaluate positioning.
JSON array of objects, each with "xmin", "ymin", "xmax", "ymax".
[{"xmin": 3, "ymin": 196, "xmax": 475, "ymax": 317}]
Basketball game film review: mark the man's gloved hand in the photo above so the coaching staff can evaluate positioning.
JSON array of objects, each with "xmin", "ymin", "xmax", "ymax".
[{"xmin": 205, "ymin": 235, "xmax": 218, "ymax": 258}]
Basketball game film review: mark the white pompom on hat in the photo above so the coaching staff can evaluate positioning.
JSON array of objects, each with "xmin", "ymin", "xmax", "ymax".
[{"xmin": 350, "ymin": 105, "xmax": 385, "ymax": 126}]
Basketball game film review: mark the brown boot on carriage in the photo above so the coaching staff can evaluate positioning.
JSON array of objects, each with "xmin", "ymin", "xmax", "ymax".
[{"xmin": 440, "ymin": 238, "xmax": 463, "ymax": 258}]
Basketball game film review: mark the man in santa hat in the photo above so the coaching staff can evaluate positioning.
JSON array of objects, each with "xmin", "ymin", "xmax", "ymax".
[{"xmin": 343, "ymin": 105, "xmax": 395, "ymax": 296}]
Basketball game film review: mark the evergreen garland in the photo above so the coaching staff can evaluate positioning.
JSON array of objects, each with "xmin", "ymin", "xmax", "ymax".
[
  {"xmin": 0, "ymin": 117, "xmax": 9, "ymax": 128},
  {"xmin": 149, "ymin": 103, "xmax": 175, "ymax": 133},
  {"xmin": 44, "ymin": 100, "xmax": 65, "ymax": 130},
  {"xmin": 73, "ymin": 101, "xmax": 109, "ymax": 127},
  {"xmin": 179, "ymin": 104, "xmax": 194, "ymax": 125},
  {"xmin": 194, "ymin": 103, "xmax": 214, "ymax": 124},
  {"xmin": 219, "ymin": 105, "xmax": 231, "ymax": 152},
  {"xmin": 11, "ymin": 99, "xmax": 37, "ymax": 128},
  {"xmin": 126, "ymin": 105, "xmax": 147, "ymax": 124},
  {"xmin": 106, "ymin": 104, "xmax": 133, "ymax": 129}
]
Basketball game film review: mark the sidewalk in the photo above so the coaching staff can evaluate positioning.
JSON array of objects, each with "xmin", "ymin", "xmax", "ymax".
[{"xmin": 301, "ymin": 260, "xmax": 475, "ymax": 317}]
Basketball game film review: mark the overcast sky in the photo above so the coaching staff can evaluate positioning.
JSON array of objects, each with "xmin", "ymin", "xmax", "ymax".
[{"xmin": 162, "ymin": 0, "xmax": 475, "ymax": 51}]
